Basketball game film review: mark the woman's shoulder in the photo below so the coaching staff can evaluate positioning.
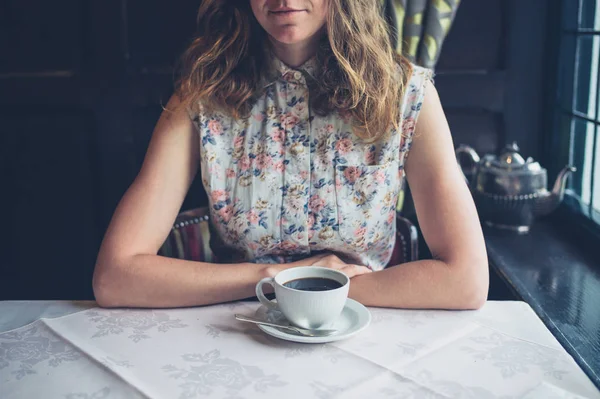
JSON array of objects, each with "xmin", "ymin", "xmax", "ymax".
[
  {"xmin": 405, "ymin": 62, "xmax": 435, "ymax": 88},
  {"xmin": 397, "ymin": 62, "xmax": 435, "ymax": 133},
  {"xmin": 392, "ymin": 61, "xmax": 434, "ymax": 107},
  {"xmin": 184, "ymin": 99, "xmax": 224, "ymax": 127}
]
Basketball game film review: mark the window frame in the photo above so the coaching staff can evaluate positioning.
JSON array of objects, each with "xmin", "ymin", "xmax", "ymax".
[{"xmin": 547, "ymin": 0, "xmax": 600, "ymax": 244}]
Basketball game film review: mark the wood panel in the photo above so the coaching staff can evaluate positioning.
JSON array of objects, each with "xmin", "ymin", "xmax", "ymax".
[
  {"xmin": 445, "ymin": 111, "xmax": 503, "ymax": 155},
  {"xmin": 435, "ymin": 72, "xmax": 505, "ymax": 112},
  {"xmin": 0, "ymin": 109, "xmax": 98, "ymax": 299},
  {"xmin": 0, "ymin": 0, "xmax": 84, "ymax": 75},
  {"xmin": 436, "ymin": 0, "xmax": 505, "ymax": 71},
  {"xmin": 433, "ymin": 0, "xmax": 506, "ymax": 161},
  {"xmin": 433, "ymin": 0, "xmax": 549, "ymax": 161},
  {"xmin": 125, "ymin": 0, "xmax": 198, "ymax": 73},
  {"xmin": 503, "ymin": 0, "xmax": 550, "ymax": 159}
]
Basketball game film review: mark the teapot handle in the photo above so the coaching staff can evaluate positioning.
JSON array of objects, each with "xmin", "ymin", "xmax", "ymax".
[{"xmin": 455, "ymin": 145, "xmax": 480, "ymax": 185}]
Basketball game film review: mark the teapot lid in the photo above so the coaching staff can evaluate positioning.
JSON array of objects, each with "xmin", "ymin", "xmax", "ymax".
[{"xmin": 486, "ymin": 142, "xmax": 542, "ymax": 173}]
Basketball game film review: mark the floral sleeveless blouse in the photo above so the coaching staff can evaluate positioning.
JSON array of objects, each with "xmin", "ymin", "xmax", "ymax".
[{"xmin": 191, "ymin": 57, "xmax": 432, "ymax": 270}]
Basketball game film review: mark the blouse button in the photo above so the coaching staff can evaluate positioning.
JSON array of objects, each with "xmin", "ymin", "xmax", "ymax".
[{"xmin": 293, "ymin": 71, "xmax": 302, "ymax": 80}]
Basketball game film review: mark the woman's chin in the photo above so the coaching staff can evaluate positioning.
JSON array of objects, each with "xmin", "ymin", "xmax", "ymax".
[{"xmin": 268, "ymin": 28, "xmax": 313, "ymax": 45}]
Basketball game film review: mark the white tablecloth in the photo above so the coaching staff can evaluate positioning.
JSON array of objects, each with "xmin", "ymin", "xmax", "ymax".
[{"xmin": 0, "ymin": 300, "xmax": 598, "ymax": 398}]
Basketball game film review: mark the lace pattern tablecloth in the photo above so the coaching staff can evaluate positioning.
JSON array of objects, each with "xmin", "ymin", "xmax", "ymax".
[{"xmin": 1, "ymin": 301, "xmax": 598, "ymax": 398}]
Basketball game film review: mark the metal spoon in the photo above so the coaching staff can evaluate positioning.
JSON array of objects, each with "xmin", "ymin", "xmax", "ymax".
[{"xmin": 234, "ymin": 314, "xmax": 337, "ymax": 337}]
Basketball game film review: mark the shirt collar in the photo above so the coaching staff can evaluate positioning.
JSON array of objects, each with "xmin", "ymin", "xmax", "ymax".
[
  {"xmin": 263, "ymin": 53, "xmax": 318, "ymax": 87},
  {"xmin": 273, "ymin": 55, "xmax": 318, "ymax": 79}
]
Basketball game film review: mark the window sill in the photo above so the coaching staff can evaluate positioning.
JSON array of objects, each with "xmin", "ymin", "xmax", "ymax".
[{"xmin": 485, "ymin": 218, "xmax": 600, "ymax": 389}]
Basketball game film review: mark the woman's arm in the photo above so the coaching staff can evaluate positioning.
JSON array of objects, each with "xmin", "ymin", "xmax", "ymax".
[
  {"xmin": 92, "ymin": 95, "xmax": 270, "ymax": 308},
  {"xmin": 349, "ymin": 82, "xmax": 489, "ymax": 310},
  {"xmin": 93, "ymin": 95, "xmax": 369, "ymax": 308}
]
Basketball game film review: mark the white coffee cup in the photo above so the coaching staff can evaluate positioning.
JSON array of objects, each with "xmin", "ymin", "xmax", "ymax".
[{"xmin": 255, "ymin": 266, "xmax": 350, "ymax": 329}]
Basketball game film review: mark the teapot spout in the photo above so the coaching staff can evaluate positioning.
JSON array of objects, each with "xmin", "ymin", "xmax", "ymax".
[
  {"xmin": 455, "ymin": 145, "xmax": 481, "ymax": 184},
  {"xmin": 551, "ymin": 165, "xmax": 577, "ymax": 200},
  {"xmin": 534, "ymin": 166, "xmax": 576, "ymax": 216}
]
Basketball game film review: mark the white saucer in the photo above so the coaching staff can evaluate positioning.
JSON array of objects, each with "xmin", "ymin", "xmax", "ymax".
[{"xmin": 254, "ymin": 298, "xmax": 371, "ymax": 344}]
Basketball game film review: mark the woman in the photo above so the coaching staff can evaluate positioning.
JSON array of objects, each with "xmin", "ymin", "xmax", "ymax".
[{"xmin": 93, "ymin": 0, "xmax": 488, "ymax": 309}]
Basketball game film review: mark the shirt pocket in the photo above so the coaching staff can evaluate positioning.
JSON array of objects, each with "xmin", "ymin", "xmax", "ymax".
[{"xmin": 334, "ymin": 162, "xmax": 400, "ymax": 250}]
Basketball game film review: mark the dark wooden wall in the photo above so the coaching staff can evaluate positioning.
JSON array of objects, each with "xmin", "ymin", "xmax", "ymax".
[
  {"xmin": 0, "ymin": 0, "xmax": 551, "ymax": 300},
  {"xmin": 435, "ymin": 0, "xmax": 548, "ymax": 159}
]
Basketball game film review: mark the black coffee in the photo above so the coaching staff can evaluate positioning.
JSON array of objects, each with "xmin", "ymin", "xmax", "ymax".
[{"xmin": 283, "ymin": 277, "xmax": 343, "ymax": 292}]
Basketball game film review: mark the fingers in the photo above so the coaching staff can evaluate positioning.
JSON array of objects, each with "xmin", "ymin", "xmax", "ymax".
[
  {"xmin": 295, "ymin": 254, "xmax": 372, "ymax": 278},
  {"xmin": 339, "ymin": 264, "xmax": 372, "ymax": 278},
  {"xmin": 321, "ymin": 254, "xmax": 343, "ymax": 268},
  {"xmin": 311, "ymin": 254, "xmax": 345, "ymax": 269},
  {"xmin": 301, "ymin": 253, "xmax": 338, "ymax": 267},
  {"xmin": 310, "ymin": 253, "xmax": 332, "ymax": 262},
  {"xmin": 290, "ymin": 253, "xmax": 329, "ymax": 267}
]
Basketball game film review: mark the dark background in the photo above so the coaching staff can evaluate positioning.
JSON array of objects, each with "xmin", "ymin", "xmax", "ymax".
[{"xmin": 0, "ymin": 0, "xmax": 551, "ymax": 300}]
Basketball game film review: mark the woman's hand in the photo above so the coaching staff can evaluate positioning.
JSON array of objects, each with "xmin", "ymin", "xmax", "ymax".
[{"xmin": 266, "ymin": 253, "xmax": 372, "ymax": 279}]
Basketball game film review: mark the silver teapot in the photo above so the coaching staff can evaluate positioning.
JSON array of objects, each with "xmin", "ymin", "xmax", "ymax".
[{"xmin": 456, "ymin": 142, "xmax": 576, "ymax": 233}]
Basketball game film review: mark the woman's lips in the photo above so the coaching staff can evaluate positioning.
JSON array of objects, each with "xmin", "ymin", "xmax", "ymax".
[{"xmin": 269, "ymin": 9, "xmax": 306, "ymax": 18}]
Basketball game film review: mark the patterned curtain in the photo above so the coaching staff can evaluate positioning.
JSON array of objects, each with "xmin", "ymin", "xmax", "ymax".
[
  {"xmin": 380, "ymin": 1, "xmax": 460, "ymax": 214},
  {"xmin": 382, "ymin": 0, "xmax": 461, "ymax": 69}
]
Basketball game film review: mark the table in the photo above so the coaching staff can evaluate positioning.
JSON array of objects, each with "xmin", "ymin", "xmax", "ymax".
[
  {"xmin": 485, "ymin": 221, "xmax": 600, "ymax": 387},
  {"xmin": 1, "ymin": 301, "xmax": 598, "ymax": 398}
]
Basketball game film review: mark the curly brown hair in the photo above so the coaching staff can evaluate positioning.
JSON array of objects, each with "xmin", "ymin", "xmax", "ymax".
[{"xmin": 176, "ymin": 0, "xmax": 412, "ymax": 141}]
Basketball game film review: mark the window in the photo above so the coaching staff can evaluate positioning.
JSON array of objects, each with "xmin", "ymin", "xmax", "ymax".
[{"xmin": 555, "ymin": 0, "xmax": 600, "ymax": 228}]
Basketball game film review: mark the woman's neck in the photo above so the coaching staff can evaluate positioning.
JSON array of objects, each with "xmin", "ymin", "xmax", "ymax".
[{"xmin": 269, "ymin": 35, "xmax": 321, "ymax": 68}]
